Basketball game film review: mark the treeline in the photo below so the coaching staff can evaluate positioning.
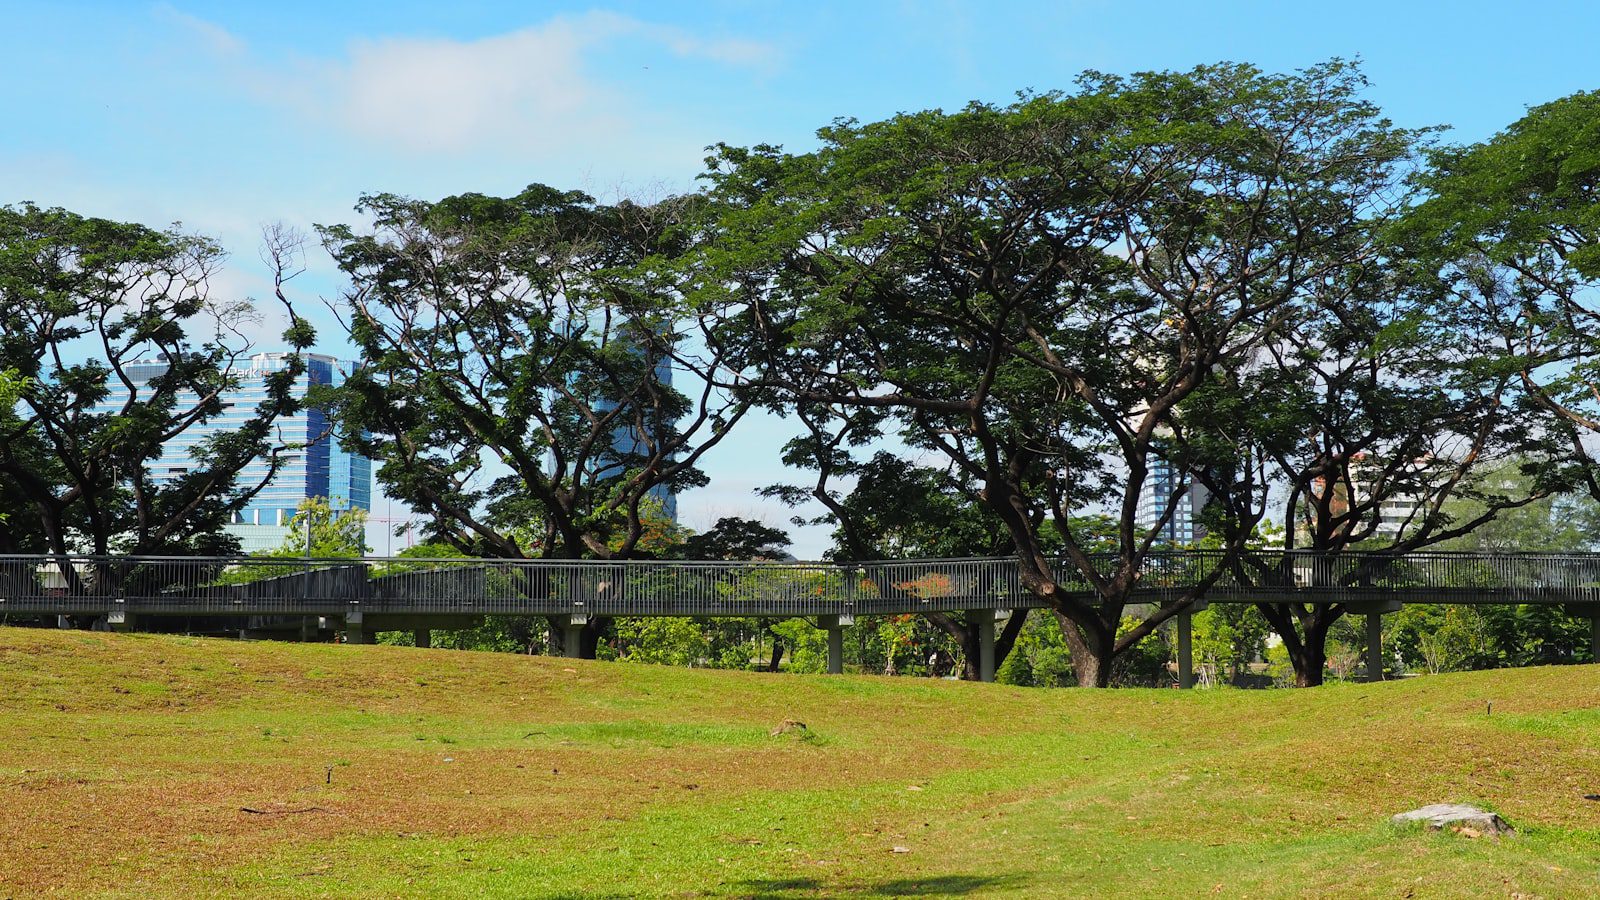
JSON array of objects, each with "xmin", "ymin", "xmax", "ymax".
[{"xmin": 6, "ymin": 61, "xmax": 1600, "ymax": 686}]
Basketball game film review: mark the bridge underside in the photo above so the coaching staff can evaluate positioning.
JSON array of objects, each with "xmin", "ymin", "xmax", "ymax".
[{"xmin": 8, "ymin": 587, "xmax": 1598, "ymax": 619}]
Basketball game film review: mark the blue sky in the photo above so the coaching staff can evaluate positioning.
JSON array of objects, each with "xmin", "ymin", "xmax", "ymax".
[{"xmin": 4, "ymin": 1, "xmax": 1598, "ymax": 556}]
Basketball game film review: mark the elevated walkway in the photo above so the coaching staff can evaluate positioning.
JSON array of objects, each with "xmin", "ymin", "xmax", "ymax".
[{"xmin": 5, "ymin": 550, "xmax": 1598, "ymax": 684}]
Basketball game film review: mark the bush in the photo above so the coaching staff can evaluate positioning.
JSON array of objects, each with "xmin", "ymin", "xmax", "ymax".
[
  {"xmin": 1032, "ymin": 646, "xmax": 1074, "ymax": 687},
  {"xmin": 612, "ymin": 617, "xmax": 710, "ymax": 667},
  {"xmin": 996, "ymin": 646, "xmax": 1035, "ymax": 686},
  {"xmin": 1266, "ymin": 644, "xmax": 1295, "ymax": 688}
]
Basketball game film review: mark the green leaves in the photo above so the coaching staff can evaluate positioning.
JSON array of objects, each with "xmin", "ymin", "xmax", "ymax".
[
  {"xmin": 692, "ymin": 58, "xmax": 1434, "ymax": 683},
  {"xmin": 1393, "ymin": 89, "xmax": 1600, "ymax": 508},
  {"xmin": 0, "ymin": 203, "xmax": 310, "ymax": 556},
  {"xmin": 320, "ymin": 185, "xmax": 738, "ymax": 560}
]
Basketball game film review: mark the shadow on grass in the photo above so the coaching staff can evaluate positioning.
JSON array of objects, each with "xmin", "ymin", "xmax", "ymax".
[{"xmin": 733, "ymin": 872, "xmax": 1028, "ymax": 897}]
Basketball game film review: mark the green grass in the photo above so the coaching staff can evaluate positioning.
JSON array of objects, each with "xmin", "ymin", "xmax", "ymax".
[{"xmin": 2, "ymin": 629, "xmax": 1599, "ymax": 897}]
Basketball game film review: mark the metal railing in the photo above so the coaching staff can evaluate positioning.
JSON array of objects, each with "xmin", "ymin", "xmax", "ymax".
[{"xmin": 3, "ymin": 549, "xmax": 1600, "ymax": 621}]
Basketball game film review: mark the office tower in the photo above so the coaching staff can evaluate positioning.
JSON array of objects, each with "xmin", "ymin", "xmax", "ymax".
[
  {"xmin": 1136, "ymin": 454, "xmax": 1211, "ymax": 546},
  {"xmin": 99, "ymin": 353, "xmax": 372, "ymax": 552},
  {"xmin": 592, "ymin": 350, "xmax": 678, "ymax": 522}
]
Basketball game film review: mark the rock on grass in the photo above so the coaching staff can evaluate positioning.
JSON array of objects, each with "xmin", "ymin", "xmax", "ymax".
[{"xmin": 1392, "ymin": 804, "xmax": 1514, "ymax": 837}]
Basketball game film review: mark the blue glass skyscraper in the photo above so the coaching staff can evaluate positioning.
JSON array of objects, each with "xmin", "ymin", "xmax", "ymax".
[
  {"xmin": 1136, "ymin": 454, "xmax": 1210, "ymax": 547},
  {"xmin": 100, "ymin": 353, "xmax": 372, "ymax": 552},
  {"xmin": 592, "ymin": 352, "xmax": 678, "ymax": 522}
]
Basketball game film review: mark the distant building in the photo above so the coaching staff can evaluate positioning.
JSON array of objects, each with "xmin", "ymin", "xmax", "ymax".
[
  {"xmin": 1302, "ymin": 452, "xmax": 1428, "ymax": 542},
  {"xmin": 586, "ymin": 334, "xmax": 679, "ymax": 523},
  {"xmin": 98, "ymin": 353, "xmax": 372, "ymax": 552},
  {"xmin": 1137, "ymin": 454, "xmax": 1211, "ymax": 546},
  {"xmin": 1352, "ymin": 454, "xmax": 1428, "ymax": 538}
]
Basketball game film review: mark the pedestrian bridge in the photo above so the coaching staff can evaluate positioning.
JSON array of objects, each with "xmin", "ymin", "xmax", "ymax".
[{"xmin": 4, "ymin": 550, "xmax": 1599, "ymax": 682}]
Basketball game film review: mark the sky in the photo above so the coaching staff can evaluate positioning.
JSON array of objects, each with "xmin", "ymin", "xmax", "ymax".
[{"xmin": 5, "ymin": 0, "xmax": 1599, "ymax": 557}]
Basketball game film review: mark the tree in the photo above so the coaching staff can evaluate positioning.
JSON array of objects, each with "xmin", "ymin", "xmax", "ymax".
[
  {"xmin": 681, "ymin": 516, "xmax": 791, "ymax": 560},
  {"xmin": 1189, "ymin": 605, "xmax": 1270, "ymax": 687},
  {"xmin": 995, "ymin": 641, "xmax": 1035, "ymax": 685},
  {"xmin": 269, "ymin": 497, "xmax": 370, "ymax": 558},
  {"xmin": 0, "ymin": 368, "xmax": 29, "ymax": 531},
  {"xmin": 1381, "ymin": 463, "xmax": 1600, "ymax": 673},
  {"xmin": 692, "ymin": 61, "xmax": 1421, "ymax": 685},
  {"xmin": 1235, "ymin": 236, "xmax": 1566, "ymax": 686},
  {"xmin": 1396, "ymin": 90, "xmax": 1600, "ymax": 502},
  {"xmin": 0, "ymin": 204, "xmax": 314, "ymax": 560},
  {"xmin": 610, "ymin": 617, "xmax": 710, "ymax": 667},
  {"xmin": 1435, "ymin": 461, "xmax": 1600, "ymax": 553},
  {"xmin": 319, "ymin": 186, "xmax": 750, "ymax": 657},
  {"xmin": 674, "ymin": 516, "xmax": 795, "ymax": 672}
]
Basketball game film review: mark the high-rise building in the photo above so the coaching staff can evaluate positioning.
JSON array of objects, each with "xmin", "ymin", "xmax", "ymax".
[
  {"xmin": 98, "ymin": 353, "xmax": 372, "ymax": 553},
  {"xmin": 592, "ymin": 352, "xmax": 678, "ymax": 522},
  {"xmin": 1300, "ymin": 452, "xmax": 1429, "ymax": 544},
  {"xmin": 1136, "ymin": 454, "xmax": 1211, "ymax": 546},
  {"xmin": 1349, "ymin": 452, "xmax": 1427, "ymax": 538}
]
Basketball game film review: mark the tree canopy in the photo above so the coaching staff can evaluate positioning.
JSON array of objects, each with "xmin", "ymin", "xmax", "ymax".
[
  {"xmin": 319, "ymin": 186, "xmax": 744, "ymax": 562},
  {"xmin": 1398, "ymin": 90, "xmax": 1600, "ymax": 500},
  {"xmin": 689, "ymin": 60, "xmax": 1429, "ymax": 685},
  {"xmin": 0, "ymin": 205, "xmax": 314, "ymax": 557}
]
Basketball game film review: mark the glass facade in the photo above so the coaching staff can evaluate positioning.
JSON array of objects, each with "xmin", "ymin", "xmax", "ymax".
[
  {"xmin": 1136, "ymin": 455, "xmax": 1210, "ymax": 547},
  {"xmin": 96, "ymin": 353, "xmax": 372, "ymax": 552},
  {"xmin": 591, "ymin": 352, "xmax": 678, "ymax": 522}
]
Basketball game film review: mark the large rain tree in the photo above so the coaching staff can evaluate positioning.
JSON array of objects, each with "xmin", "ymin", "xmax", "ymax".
[
  {"xmin": 319, "ymin": 186, "xmax": 749, "ymax": 655},
  {"xmin": 1235, "ymin": 243, "xmax": 1567, "ymax": 686},
  {"xmin": 0, "ymin": 203, "xmax": 313, "ymax": 559},
  {"xmin": 1397, "ymin": 90, "xmax": 1600, "ymax": 500},
  {"xmin": 690, "ymin": 61, "xmax": 1424, "ymax": 686}
]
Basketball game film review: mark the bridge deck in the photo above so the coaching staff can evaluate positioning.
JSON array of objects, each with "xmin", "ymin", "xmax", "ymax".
[{"xmin": 4, "ymin": 552, "xmax": 1600, "ymax": 620}]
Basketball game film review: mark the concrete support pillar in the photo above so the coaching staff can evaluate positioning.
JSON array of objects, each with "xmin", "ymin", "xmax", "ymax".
[
  {"xmin": 1365, "ymin": 612, "xmax": 1384, "ymax": 683},
  {"xmin": 1345, "ymin": 600, "xmax": 1398, "ymax": 683},
  {"xmin": 818, "ymin": 614, "xmax": 847, "ymax": 674},
  {"xmin": 414, "ymin": 629, "xmax": 432, "ymax": 649},
  {"xmin": 107, "ymin": 608, "xmax": 136, "ymax": 633},
  {"xmin": 964, "ymin": 610, "xmax": 997, "ymax": 683},
  {"xmin": 345, "ymin": 614, "xmax": 370, "ymax": 645},
  {"xmin": 299, "ymin": 617, "xmax": 318, "ymax": 643},
  {"xmin": 549, "ymin": 614, "xmax": 588, "ymax": 658},
  {"xmin": 1174, "ymin": 600, "xmax": 1206, "ymax": 689}
]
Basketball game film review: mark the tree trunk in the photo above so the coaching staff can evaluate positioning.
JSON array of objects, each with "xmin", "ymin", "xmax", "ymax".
[
  {"xmin": 1290, "ymin": 635, "xmax": 1329, "ymax": 688},
  {"xmin": 578, "ymin": 618, "xmax": 607, "ymax": 659},
  {"xmin": 1259, "ymin": 602, "xmax": 1335, "ymax": 687},
  {"xmin": 960, "ymin": 626, "xmax": 982, "ymax": 682},
  {"xmin": 925, "ymin": 612, "xmax": 981, "ymax": 681},
  {"xmin": 1055, "ymin": 610, "xmax": 1114, "ymax": 688},
  {"xmin": 1073, "ymin": 650, "xmax": 1112, "ymax": 688},
  {"xmin": 995, "ymin": 608, "xmax": 1028, "ymax": 675},
  {"xmin": 929, "ymin": 609, "xmax": 1029, "ymax": 681},
  {"xmin": 765, "ymin": 635, "xmax": 783, "ymax": 672}
]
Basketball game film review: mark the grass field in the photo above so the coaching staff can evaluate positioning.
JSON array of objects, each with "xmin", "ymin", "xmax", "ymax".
[{"xmin": 2, "ymin": 629, "xmax": 1599, "ymax": 898}]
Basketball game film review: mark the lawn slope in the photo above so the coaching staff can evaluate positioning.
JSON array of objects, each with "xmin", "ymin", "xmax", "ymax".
[{"xmin": 2, "ymin": 629, "xmax": 1598, "ymax": 898}]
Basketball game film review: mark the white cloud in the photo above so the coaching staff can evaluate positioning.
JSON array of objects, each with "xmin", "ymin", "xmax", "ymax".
[
  {"xmin": 618, "ymin": 18, "xmax": 774, "ymax": 68},
  {"xmin": 163, "ymin": 8, "xmax": 779, "ymax": 158},
  {"xmin": 153, "ymin": 3, "xmax": 244, "ymax": 56},
  {"xmin": 331, "ymin": 21, "xmax": 608, "ymax": 155}
]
